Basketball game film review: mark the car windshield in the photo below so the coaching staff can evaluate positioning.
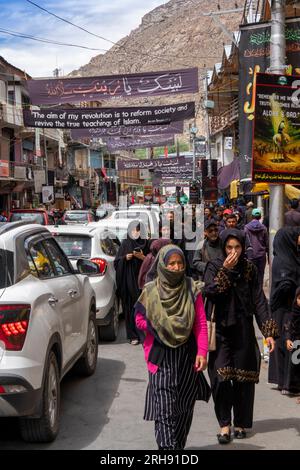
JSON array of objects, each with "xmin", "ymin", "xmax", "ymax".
[
  {"xmin": 54, "ymin": 235, "xmax": 92, "ymax": 258},
  {"xmin": 10, "ymin": 212, "xmax": 44, "ymax": 224},
  {"xmin": 64, "ymin": 212, "xmax": 88, "ymax": 222},
  {"xmin": 0, "ymin": 242, "xmax": 14, "ymax": 289}
]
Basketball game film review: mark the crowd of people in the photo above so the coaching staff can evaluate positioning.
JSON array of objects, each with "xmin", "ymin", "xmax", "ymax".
[{"xmin": 113, "ymin": 197, "xmax": 300, "ymax": 450}]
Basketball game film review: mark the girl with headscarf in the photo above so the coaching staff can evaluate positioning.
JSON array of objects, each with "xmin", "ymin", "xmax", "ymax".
[
  {"xmin": 138, "ymin": 238, "xmax": 171, "ymax": 290},
  {"xmin": 269, "ymin": 227, "xmax": 300, "ymax": 393},
  {"xmin": 114, "ymin": 220, "xmax": 149, "ymax": 345},
  {"xmin": 135, "ymin": 244, "xmax": 210, "ymax": 450},
  {"xmin": 203, "ymin": 228, "xmax": 278, "ymax": 444}
]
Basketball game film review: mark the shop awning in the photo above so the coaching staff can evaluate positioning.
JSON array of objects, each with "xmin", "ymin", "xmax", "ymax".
[{"xmin": 217, "ymin": 158, "xmax": 240, "ymax": 190}]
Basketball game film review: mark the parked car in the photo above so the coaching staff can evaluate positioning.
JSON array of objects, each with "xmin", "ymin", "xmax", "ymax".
[
  {"xmin": 0, "ymin": 221, "xmax": 99, "ymax": 442},
  {"xmin": 47, "ymin": 224, "xmax": 120, "ymax": 341},
  {"xmin": 63, "ymin": 210, "xmax": 96, "ymax": 225},
  {"xmin": 8, "ymin": 209, "xmax": 55, "ymax": 225},
  {"xmin": 110, "ymin": 209, "xmax": 159, "ymax": 238},
  {"xmin": 92, "ymin": 218, "xmax": 140, "ymax": 243}
]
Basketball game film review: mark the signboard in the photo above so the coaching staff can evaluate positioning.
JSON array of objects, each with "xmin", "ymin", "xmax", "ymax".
[
  {"xmin": 23, "ymin": 102, "xmax": 195, "ymax": 130},
  {"xmin": 252, "ymin": 72, "xmax": 300, "ymax": 184},
  {"xmin": 189, "ymin": 183, "xmax": 200, "ymax": 204},
  {"xmin": 117, "ymin": 155, "xmax": 190, "ymax": 171},
  {"xmin": 104, "ymin": 134, "xmax": 175, "ymax": 151},
  {"xmin": 34, "ymin": 169, "xmax": 46, "ymax": 193},
  {"xmin": 14, "ymin": 166, "xmax": 27, "ymax": 179},
  {"xmin": 224, "ymin": 137, "xmax": 233, "ymax": 150},
  {"xmin": 0, "ymin": 160, "xmax": 9, "ymax": 177},
  {"xmin": 42, "ymin": 185, "xmax": 54, "ymax": 204},
  {"xmin": 27, "ymin": 68, "xmax": 199, "ymax": 105},
  {"xmin": 71, "ymin": 121, "xmax": 184, "ymax": 139},
  {"xmin": 139, "ymin": 169, "xmax": 151, "ymax": 180},
  {"xmin": 239, "ymin": 18, "xmax": 300, "ymax": 178}
]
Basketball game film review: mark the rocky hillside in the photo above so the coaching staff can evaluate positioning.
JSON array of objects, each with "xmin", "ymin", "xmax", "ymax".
[{"xmin": 70, "ymin": 0, "xmax": 245, "ymax": 134}]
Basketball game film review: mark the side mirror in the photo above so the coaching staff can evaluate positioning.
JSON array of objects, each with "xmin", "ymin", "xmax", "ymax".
[{"xmin": 77, "ymin": 259, "xmax": 100, "ymax": 276}]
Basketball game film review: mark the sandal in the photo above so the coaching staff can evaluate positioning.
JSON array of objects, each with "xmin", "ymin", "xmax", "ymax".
[
  {"xmin": 130, "ymin": 339, "xmax": 139, "ymax": 345},
  {"xmin": 217, "ymin": 426, "xmax": 231, "ymax": 444},
  {"xmin": 234, "ymin": 428, "xmax": 247, "ymax": 439}
]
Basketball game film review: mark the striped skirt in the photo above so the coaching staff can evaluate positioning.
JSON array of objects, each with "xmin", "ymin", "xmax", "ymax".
[{"xmin": 144, "ymin": 343, "xmax": 210, "ymax": 449}]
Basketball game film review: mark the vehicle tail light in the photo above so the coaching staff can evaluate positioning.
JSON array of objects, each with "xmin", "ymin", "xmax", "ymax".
[
  {"xmin": 0, "ymin": 304, "xmax": 31, "ymax": 351},
  {"xmin": 90, "ymin": 258, "xmax": 107, "ymax": 276}
]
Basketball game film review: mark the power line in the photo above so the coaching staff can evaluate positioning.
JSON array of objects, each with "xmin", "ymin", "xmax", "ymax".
[
  {"xmin": 26, "ymin": 0, "xmax": 117, "ymax": 46},
  {"xmin": 0, "ymin": 27, "xmax": 109, "ymax": 51}
]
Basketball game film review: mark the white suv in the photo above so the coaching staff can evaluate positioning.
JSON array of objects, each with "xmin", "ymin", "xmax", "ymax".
[{"xmin": 0, "ymin": 222, "xmax": 99, "ymax": 442}]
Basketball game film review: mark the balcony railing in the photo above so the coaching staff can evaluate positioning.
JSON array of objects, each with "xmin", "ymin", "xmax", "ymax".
[
  {"xmin": 210, "ymin": 98, "xmax": 238, "ymax": 136},
  {"xmin": 0, "ymin": 161, "xmax": 44, "ymax": 180},
  {"xmin": 0, "ymin": 102, "xmax": 24, "ymax": 128}
]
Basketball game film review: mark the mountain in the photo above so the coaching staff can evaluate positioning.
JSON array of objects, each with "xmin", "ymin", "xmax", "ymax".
[{"xmin": 70, "ymin": 0, "xmax": 245, "ymax": 134}]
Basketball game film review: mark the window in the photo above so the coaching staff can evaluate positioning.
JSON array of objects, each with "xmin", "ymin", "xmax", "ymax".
[
  {"xmin": 8, "ymin": 90, "xmax": 15, "ymax": 105},
  {"xmin": 54, "ymin": 235, "xmax": 91, "ymax": 258},
  {"xmin": 29, "ymin": 241, "xmax": 55, "ymax": 279},
  {"xmin": 100, "ymin": 233, "xmax": 117, "ymax": 257},
  {"xmin": 43, "ymin": 239, "xmax": 73, "ymax": 276},
  {"xmin": 0, "ymin": 246, "xmax": 14, "ymax": 288}
]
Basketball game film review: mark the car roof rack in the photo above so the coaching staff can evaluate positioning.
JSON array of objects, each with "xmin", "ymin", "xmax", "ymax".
[{"xmin": 0, "ymin": 220, "xmax": 43, "ymax": 236}]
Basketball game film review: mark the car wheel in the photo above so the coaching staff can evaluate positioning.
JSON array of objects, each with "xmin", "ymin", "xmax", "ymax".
[
  {"xmin": 75, "ymin": 313, "xmax": 98, "ymax": 376},
  {"xmin": 99, "ymin": 300, "xmax": 119, "ymax": 342},
  {"xmin": 19, "ymin": 351, "xmax": 60, "ymax": 443}
]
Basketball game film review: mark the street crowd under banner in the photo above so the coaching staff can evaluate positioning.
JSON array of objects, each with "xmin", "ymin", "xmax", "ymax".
[
  {"xmin": 103, "ymin": 135, "xmax": 174, "ymax": 151},
  {"xmin": 23, "ymin": 102, "xmax": 195, "ymax": 129},
  {"xmin": 71, "ymin": 121, "xmax": 184, "ymax": 139},
  {"xmin": 27, "ymin": 68, "xmax": 199, "ymax": 105},
  {"xmin": 252, "ymin": 72, "xmax": 300, "ymax": 185},
  {"xmin": 239, "ymin": 17, "xmax": 300, "ymax": 179}
]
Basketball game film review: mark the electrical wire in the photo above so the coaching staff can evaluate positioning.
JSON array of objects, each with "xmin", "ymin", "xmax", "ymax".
[
  {"xmin": 0, "ymin": 27, "xmax": 109, "ymax": 51},
  {"xmin": 25, "ymin": 0, "xmax": 117, "ymax": 46}
]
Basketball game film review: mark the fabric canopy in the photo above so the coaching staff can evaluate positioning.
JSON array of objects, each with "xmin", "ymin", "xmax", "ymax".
[{"xmin": 217, "ymin": 158, "xmax": 240, "ymax": 190}]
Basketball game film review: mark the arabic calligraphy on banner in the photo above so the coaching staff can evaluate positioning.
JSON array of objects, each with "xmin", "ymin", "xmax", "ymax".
[
  {"xmin": 27, "ymin": 68, "xmax": 199, "ymax": 105},
  {"xmin": 23, "ymin": 102, "xmax": 195, "ymax": 129},
  {"xmin": 239, "ymin": 18, "xmax": 300, "ymax": 179},
  {"xmin": 104, "ymin": 135, "xmax": 174, "ymax": 151},
  {"xmin": 71, "ymin": 121, "xmax": 184, "ymax": 139},
  {"xmin": 117, "ymin": 156, "xmax": 189, "ymax": 170}
]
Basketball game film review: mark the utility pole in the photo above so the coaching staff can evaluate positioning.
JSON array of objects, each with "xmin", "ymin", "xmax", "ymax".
[
  {"xmin": 204, "ymin": 71, "xmax": 212, "ymax": 177},
  {"xmin": 269, "ymin": 0, "xmax": 286, "ymax": 265}
]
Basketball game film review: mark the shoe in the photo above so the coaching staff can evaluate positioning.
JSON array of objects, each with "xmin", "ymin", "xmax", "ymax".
[
  {"xmin": 217, "ymin": 433, "xmax": 231, "ymax": 444},
  {"xmin": 130, "ymin": 339, "xmax": 139, "ymax": 345},
  {"xmin": 234, "ymin": 429, "xmax": 246, "ymax": 439}
]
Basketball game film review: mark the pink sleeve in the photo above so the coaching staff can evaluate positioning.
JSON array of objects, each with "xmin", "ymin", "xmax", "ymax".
[
  {"xmin": 135, "ymin": 312, "xmax": 147, "ymax": 331},
  {"xmin": 193, "ymin": 294, "xmax": 208, "ymax": 357}
]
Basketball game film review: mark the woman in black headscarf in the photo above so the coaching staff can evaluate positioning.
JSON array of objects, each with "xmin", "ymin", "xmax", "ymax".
[
  {"xmin": 114, "ymin": 220, "xmax": 149, "ymax": 345},
  {"xmin": 285, "ymin": 287, "xmax": 300, "ymax": 398},
  {"xmin": 203, "ymin": 228, "xmax": 278, "ymax": 444},
  {"xmin": 268, "ymin": 227, "xmax": 300, "ymax": 393}
]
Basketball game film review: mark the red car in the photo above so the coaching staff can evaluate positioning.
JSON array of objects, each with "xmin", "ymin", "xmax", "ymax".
[{"xmin": 8, "ymin": 209, "xmax": 55, "ymax": 225}]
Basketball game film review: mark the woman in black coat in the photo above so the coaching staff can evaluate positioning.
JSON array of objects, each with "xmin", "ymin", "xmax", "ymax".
[
  {"xmin": 114, "ymin": 220, "xmax": 149, "ymax": 344},
  {"xmin": 268, "ymin": 227, "xmax": 300, "ymax": 394},
  {"xmin": 204, "ymin": 228, "xmax": 278, "ymax": 444}
]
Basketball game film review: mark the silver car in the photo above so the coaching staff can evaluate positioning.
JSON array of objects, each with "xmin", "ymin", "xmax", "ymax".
[
  {"xmin": 47, "ymin": 224, "xmax": 120, "ymax": 342},
  {"xmin": 0, "ymin": 222, "xmax": 98, "ymax": 442}
]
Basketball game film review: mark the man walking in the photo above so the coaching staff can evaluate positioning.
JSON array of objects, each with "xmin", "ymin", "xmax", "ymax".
[
  {"xmin": 244, "ymin": 208, "xmax": 269, "ymax": 287},
  {"xmin": 192, "ymin": 219, "xmax": 223, "ymax": 281}
]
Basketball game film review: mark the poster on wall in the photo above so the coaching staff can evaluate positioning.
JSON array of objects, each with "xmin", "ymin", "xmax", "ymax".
[
  {"xmin": 42, "ymin": 185, "xmax": 55, "ymax": 204},
  {"xmin": 239, "ymin": 18, "xmax": 300, "ymax": 178},
  {"xmin": 252, "ymin": 72, "xmax": 300, "ymax": 184}
]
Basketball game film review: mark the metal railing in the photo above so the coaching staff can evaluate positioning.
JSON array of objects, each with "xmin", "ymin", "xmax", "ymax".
[
  {"xmin": 210, "ymin": 98, "xmax": 239, "ymax": 136},
  {"xmin": 0, "ymin": 161, "xmax": 44, "ymax": 180}
]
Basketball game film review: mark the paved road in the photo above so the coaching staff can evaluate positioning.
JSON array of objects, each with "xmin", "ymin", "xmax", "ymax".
[{"xmin": 1, "ymin": 320, "xmax": 300, "ymax": 450}]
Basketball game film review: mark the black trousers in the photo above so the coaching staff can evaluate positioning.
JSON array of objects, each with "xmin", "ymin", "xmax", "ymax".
[{"xmin": 214, "ymin": 380, "xmax": 255, "ymax": 428}]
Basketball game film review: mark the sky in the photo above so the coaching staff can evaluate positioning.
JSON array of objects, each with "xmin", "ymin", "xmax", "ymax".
[{"xmin": 0, "ymin": 0, "xmax": 168, "ymax": 77}]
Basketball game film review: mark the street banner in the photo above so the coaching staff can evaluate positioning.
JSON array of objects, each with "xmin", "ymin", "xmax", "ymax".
[
  {"xmin": 104, "ymin": 135, "xmax": 174, "ymax": 151},
  {"xmin": 23, "ymin": 102, "xmax": 195, "ymax": 129},
  {"xmin": 252, "ymin": 72, "xmax": 300, "ymax": 185},
  {"xmin": 239, "ymin": 18, "xmax": 300, "ymax": 178},
  {"xmin": 116, "ymin": 155, "xmax": 190, "ymax": 171},
  {"xmin": 27, "ymin": 68, "xmax": 198, "ymax": 105},
  {"xmin": 71, "ymin": 121, "xmax": 184, "ymax": 139}
]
